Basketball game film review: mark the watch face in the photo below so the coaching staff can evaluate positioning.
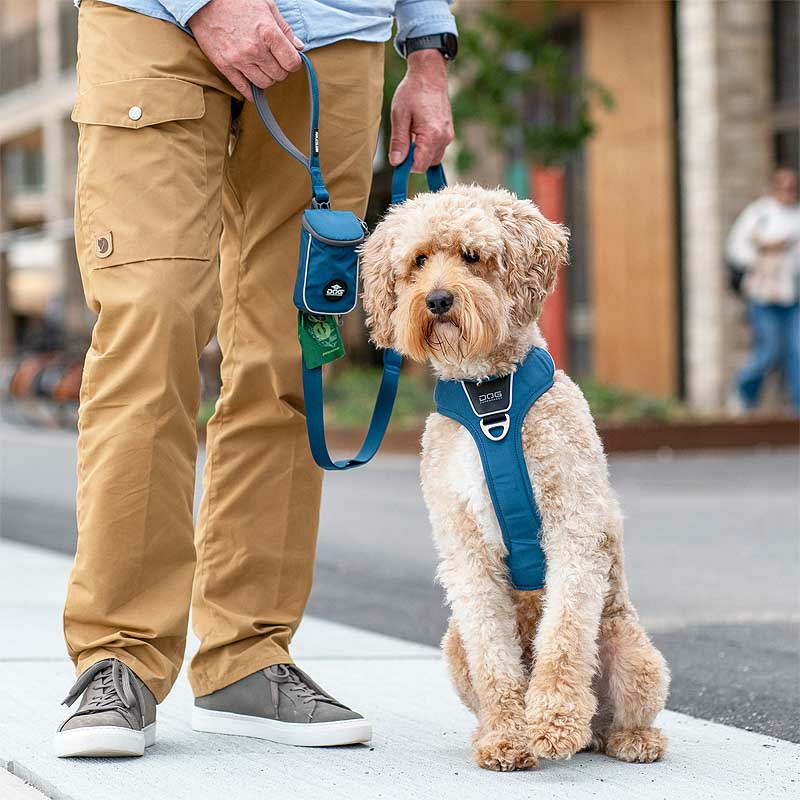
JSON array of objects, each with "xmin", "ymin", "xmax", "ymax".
[{"xmin": 442, "ymin": 33, "xmax": 458, "ymax": 60}]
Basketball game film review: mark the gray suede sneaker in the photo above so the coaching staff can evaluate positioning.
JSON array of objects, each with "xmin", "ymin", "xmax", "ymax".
[
  {"xmin": 192, "ymin": 664, "xmax": 371, "ymax": 747},
  {"xmin": 54, "ymin": 659, "xmax": 157, "ymax": 758}
]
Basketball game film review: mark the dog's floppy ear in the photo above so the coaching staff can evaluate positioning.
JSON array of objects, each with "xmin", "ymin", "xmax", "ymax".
[
  {"xmin": 360, "ymin": 219, "xmax": 397, "ymax": 350},
  {"xmin": 496, "ymin": 197, "xmax": 569, "ymax": 325}
]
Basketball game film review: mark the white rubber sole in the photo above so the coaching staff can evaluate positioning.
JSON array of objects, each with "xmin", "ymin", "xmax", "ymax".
[
  {"xmin": 54, "ymin": 722, "xmax": 156, "ymax": 758},
  {"xmin": 191, "ymin": 706, "xmax": 372, "ymax": 747}
]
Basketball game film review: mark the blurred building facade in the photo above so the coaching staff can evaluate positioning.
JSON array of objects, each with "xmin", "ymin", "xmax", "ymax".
[
  {"xmin": 0, "ymin": 0, "xmax": 79, "ymax": 357},
  {"xmin": 468, "ymin": 0, "xmax": 798, "ymax": 410},
  {"xmin": 0, "ymin": 0, "xmax": 797, "ymax": 411}
]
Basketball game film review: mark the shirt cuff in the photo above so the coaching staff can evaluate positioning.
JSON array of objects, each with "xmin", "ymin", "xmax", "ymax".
[
  {"xmin": 394, "ymin": 0, "xmax": 458, "ymax": 57},
  {"xmin": 159, "ymin": 0, "xmax": 212, "ymax": 27}
]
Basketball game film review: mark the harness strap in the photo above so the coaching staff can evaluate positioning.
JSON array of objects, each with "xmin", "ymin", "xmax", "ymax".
[
  {"xmin": 251, "ymin": 54, "xmax": 329, "ymax": 207},
  {"xmin": 434, "ymin": 348, "xmax": 555, "ymax": 589}
]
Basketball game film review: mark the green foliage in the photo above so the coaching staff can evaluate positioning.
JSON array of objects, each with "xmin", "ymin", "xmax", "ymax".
[
  {"xmin": 450, "ymin": 1, "xmax": 613, "ymax": 169},
  {"xmin": 577, "ymin": 379, "xmax": 679, "ymax": 423},
  {"xmin": 323, "ymin": 365, "xmax": 435, "ymax": 431},
  {"xmin": 307, "ymin": 365, "xmax": 679, "ymax": 432}
]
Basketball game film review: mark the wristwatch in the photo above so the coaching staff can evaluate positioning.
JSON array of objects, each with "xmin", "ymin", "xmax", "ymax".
[{"xmin": 402, "ymin": 32, "xmax": 458, "ymax": 61}]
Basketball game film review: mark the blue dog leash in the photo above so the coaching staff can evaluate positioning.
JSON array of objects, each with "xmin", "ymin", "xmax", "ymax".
[
  {"xmin": 252, "ymin": 63, "xmax": 447, "ymax": 470},
  {"xmin": 253, "ymin": 54, "xmax": 329, "ymax": 208},
  {"xmin": 390, "ymin": 141, "xmax": 448, "ymax": 203}
]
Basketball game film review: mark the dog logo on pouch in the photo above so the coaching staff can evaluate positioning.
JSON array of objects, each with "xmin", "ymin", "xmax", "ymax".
[
  {"xmin": 324, "ymin": 280, "xmax": 347, "ymax": 301},
  {"xmin": 479, "ymin": 391, "xmax": 504, "ymax": 404}
]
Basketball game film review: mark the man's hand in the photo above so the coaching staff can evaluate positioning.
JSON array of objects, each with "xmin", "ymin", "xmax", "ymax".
[
  {"xmin": 389, "ymin": 50, "xmax": 454, "ymax": 172},
  {"xmin": 189, "ymin": 0, "xmax": 304, "ymax": 101}
]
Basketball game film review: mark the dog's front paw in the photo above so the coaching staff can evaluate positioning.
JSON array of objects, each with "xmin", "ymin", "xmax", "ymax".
[
  {"xmin": 605, "ymin": 727, "xmax": 667, "ymax": 763},
  {"xmin": 472, "ymin": 727, "xmax": 538, "ymax": 772},
  {"xmin": 527, "ymin": 697, "xmax": 593, "ymax": 760}
]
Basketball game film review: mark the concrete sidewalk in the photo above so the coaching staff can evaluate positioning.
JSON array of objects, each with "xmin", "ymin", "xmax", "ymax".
[{"xmin": 0, "ymin": 540, "xmax": 797, "ymax": 800}]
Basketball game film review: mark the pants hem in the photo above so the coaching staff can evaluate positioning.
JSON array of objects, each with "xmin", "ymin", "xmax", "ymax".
[
  {"xmin": 75, "ymin": 647, "xmax": 175, "ymax": 704},
  {"xmin": 189, "ymin": 641, "xmax": 294, "ymax": 698}
]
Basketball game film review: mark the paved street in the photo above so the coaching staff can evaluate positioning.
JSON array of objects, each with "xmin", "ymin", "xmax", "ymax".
[
  {"xmin": 1, "ymin": 421, "xmax": 798, "ymax": 741},
  {"xmin": 2, "ymin": 539, "xmax": 797, "ymax": 800}
]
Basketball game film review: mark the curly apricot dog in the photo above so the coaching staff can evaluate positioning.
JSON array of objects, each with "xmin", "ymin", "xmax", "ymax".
[{"xmin": 360, "ymin": 185, "xmax": 669, "ymax": 772}]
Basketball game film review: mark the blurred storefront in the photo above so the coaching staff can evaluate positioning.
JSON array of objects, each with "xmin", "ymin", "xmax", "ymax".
[{"xmin": 479, "ymin": 0, "xmax": 798, "ymax": 410}]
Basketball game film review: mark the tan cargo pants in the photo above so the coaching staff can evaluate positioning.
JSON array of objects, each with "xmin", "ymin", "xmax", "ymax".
[{"xmin": 64, "ymin": 0, "xmax": 384, "ymax": 702}]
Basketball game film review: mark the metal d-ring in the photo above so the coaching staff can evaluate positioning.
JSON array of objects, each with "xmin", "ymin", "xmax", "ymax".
[{"xmin": 480, "ymin": 413, "xmax": 510, "ymax": 441}]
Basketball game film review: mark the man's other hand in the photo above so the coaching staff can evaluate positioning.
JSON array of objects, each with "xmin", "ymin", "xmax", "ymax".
[
  {"xmin": 189, "ymin": 0, "xmax": 304, "ymax": 101},
  {"xmin": 389, "ymin": 50, "xmax": 454, "ymax": 172}
]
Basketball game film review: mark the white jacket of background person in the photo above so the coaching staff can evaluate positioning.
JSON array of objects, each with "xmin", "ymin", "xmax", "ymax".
[{"xmin": 727, "ymin": 196, "xmax": 800, "ymax": 306}]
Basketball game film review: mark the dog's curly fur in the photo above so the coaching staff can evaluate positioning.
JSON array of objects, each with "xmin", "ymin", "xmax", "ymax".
[{"xmin": 361, "ymin": 184, "xmax": 670, "ymax": 772}]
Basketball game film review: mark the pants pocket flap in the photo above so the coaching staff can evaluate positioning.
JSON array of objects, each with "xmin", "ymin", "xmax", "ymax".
[{"xmin": 72, "ymin": 77, "xmax": 205, "ymax": 129}]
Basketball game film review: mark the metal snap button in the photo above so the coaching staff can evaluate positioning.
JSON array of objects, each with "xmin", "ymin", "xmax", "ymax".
[{"xmin": 128, "ymin": 105, "xmax": 142, "ymax": 121}]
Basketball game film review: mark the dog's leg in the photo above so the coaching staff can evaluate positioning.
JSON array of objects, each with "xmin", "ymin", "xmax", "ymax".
[
  {"xmin": 594, "ymin": 613, "xmax": 669, "ymax": 762},
  {"xmin": 593, "ymin": 529, "xmax": 669, "ymax": 763},
  {"xmin": 438, "ymin": 516, "xmax": 537, "ymax": 772},
  {"xmin": 441, "ymin": 619, "xmax": 479, "ymax": 714},
  {"xmin": 524, "ymin": 525, "xmax": 610, "ymax": 760}
]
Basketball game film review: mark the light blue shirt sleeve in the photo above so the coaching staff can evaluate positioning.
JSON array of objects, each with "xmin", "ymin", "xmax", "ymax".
[
  {"xmin": 158, "ymin": 0, "xmax": 211, "ymax": 26},
  {"xmin": 394, "ymin": 0, "xmax": 457, "ymax": 54}
]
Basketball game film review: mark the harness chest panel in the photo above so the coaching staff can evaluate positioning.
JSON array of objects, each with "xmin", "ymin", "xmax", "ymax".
[{"xmin": 433, "ymin": 348, "xmax": 556, "ymax": 590}]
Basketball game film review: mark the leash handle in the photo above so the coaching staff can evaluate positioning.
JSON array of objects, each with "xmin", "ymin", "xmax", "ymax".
[
  {"xmin": 251, "ymin": 54, "xmax": 329, "ymax": 207},
  {"xmin": 302, "ymin": 348, "xmax": 403, "ymax": 470},
  {"xmin": 390, "ymin": 142, "xmax": 448, "ymax": 204}
]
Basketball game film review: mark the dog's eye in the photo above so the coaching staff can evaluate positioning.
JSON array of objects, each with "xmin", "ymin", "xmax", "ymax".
[
  {"xmin": 415, "ymin": 254, "xmax": 428, "ymax": 268},
  {"xmin": 462, "ymin": 250, "xmax": 480, "ymax": 264}
]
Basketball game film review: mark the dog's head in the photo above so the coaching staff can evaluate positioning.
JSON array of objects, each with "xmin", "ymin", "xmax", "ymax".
[{"xmin": 361, "ymin": 184, "xmax": 568, "ymax": 373}]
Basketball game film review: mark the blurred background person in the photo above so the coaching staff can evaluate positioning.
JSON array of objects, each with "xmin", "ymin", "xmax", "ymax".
[{"xmin": 727, "ymin": 167, "xmax": 800, "ymax": 416}]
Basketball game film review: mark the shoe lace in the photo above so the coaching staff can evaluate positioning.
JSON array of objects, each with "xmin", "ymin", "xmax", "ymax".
[
  {"xmin": 265, "ymin": 664, "xmax": 334, "ymax": 706},
  {"xmin": 62, "ymin": 659, "xmax": 145, "ymax": 718}
]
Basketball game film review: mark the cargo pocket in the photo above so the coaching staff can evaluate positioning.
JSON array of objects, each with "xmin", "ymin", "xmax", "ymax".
[{"xmin": 72, "ymin": 77, "xmax": 210, "ymax": 269}]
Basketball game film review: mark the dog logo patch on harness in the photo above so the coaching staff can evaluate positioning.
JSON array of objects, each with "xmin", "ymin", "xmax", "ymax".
[
  {"xmin": 324, "ymin": 280, "xmax": 347, "ymax": 301},
  {"xmin": 478, "ymin": 391, "xmax": 504, "ymax": 404},
  {"xmin": 463, "ymin": 374, "xmax": 512, "ymax": 417}
]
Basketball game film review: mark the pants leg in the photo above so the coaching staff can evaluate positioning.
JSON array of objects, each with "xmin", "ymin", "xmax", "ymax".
[
  {"xmin": 63, "ymin": 0, "xmax": 237, "ymax": 702},
  {"xmin": 781, "ymin": 303, "xmax": 800, "ymax": 412},
  {"xmin": 737, "ymin": 302, "xmax": 784, "ymax": 408},
  {"xmin": 189, "ymin": 40, "xmax": 384, "ymax": 696}
]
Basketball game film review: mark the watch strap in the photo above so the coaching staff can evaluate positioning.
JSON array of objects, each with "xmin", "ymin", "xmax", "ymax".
[{"xmin": 404, "ymin": 33, "xmax": 456, "ymax": 60}]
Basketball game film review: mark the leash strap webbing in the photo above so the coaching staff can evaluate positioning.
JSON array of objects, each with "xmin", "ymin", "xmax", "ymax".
[
  {"xmin": 302, "ymin": 347, "xmax": 403, "ymax": 470},
  {"xmin": 251, "ymin": 53, "xmax": 329, "ymax": 206}
]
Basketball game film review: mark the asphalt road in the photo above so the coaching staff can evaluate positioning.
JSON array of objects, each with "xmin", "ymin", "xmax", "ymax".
[{"xmin": 1, "ymin": 421, "xmax": 798, "ymax": 741}]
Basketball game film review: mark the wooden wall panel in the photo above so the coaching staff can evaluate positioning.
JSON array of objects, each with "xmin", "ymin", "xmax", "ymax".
[{"xmin": 583, "ymin": 0, "xmax": 678, "ymax": 396}]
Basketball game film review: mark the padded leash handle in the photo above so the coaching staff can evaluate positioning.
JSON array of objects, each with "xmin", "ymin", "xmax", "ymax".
[
  {"xmin": 390, "ymin": 143, "xmax": 448, "ymax": 204},
  {"xmin": 251, "ymin": 54, "xmax": 329, "ymax": 207}
]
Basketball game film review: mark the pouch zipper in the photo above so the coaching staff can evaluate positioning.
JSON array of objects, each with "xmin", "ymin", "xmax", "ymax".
[{"xmin": 302, "ymin": 216, "xmax": 365, "ymax": 247}]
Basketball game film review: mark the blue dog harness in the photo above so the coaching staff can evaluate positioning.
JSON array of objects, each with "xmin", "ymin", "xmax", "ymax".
[{"xmin": 434, "ymin": 348, "xmax": 556, "ymax": 590}]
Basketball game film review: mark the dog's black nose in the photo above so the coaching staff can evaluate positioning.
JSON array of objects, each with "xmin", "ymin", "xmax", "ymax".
[{"xmin": 426, "ymin": 289, "xmax": 454, "ymax": 316}]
